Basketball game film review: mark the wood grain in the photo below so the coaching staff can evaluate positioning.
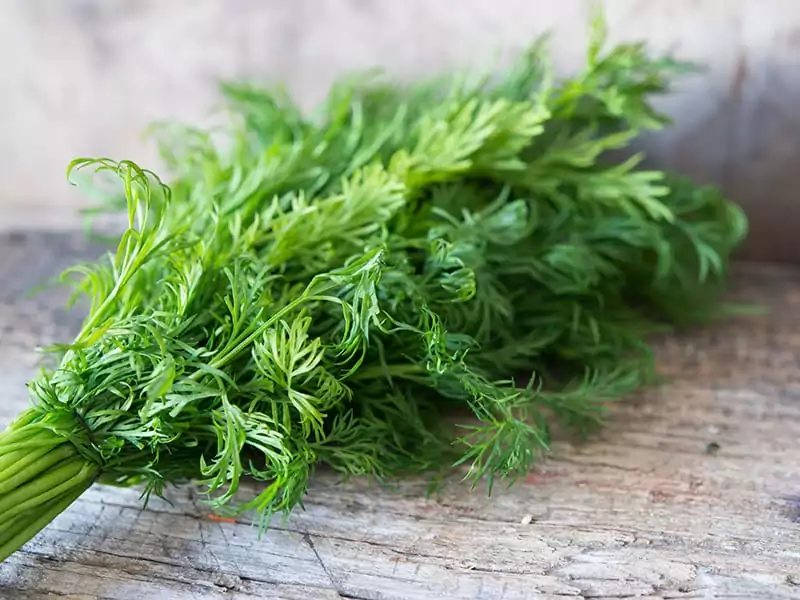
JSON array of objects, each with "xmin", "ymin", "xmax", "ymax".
[{"xmin": 0, "ymin": 230, "xmax": 799, "ymax": 600}]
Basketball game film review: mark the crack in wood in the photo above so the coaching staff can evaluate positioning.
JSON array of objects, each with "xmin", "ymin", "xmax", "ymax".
[{"xmin": 303, "ymin": 533, "xmax": 347, "ymax": 599}]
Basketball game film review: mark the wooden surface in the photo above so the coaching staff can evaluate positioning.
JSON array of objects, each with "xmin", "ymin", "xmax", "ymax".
[{"xmin": 0, "ymin": 230, "xmax": 799, "ymax": 600}]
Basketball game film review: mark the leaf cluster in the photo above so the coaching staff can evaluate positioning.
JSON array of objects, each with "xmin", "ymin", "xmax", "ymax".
[{"xmin": 28, "ymin": 19, "xmax": 746, "ymax": 524}]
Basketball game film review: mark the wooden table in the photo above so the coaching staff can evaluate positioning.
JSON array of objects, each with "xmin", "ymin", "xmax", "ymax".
[{"xmin": 0, "ymin": 230, "xmax": 799, "ymax": 600}]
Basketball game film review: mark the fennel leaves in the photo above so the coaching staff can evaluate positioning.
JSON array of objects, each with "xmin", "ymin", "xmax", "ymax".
[{"xmin": 0, "ymin": 23, "xmax": 746, "ymax": 562}]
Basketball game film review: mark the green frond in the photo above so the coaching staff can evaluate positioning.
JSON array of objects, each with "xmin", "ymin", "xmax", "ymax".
[{"xmin": 0, "ymin": 11, "xmax": 749, "ymax": 551}]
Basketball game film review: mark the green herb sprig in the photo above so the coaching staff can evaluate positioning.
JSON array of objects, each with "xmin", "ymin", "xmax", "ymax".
[{"xmin": 0, "ymin": 17, "xmax": 746, "ymax": 562}]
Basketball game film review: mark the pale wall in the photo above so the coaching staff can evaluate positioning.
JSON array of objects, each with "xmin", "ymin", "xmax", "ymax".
[{"xmin": 1, "ymin": 0, "xmax": 799, "ymax": 260}]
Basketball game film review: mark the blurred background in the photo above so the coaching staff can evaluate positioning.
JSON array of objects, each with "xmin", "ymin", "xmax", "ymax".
[{"xmin": 1, "ymin": 0, "xmax": 799, "ymax": 261}]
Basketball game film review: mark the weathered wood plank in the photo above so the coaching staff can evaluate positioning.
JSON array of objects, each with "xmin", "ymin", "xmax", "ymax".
[{"xmin": 0, "ymin": 230, "xmax": 799, "ymax": 599}]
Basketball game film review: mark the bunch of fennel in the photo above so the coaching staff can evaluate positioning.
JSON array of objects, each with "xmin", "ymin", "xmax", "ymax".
[{"xmin": 0, "ymin": 23, "xmax": 746, "ymax": 562}]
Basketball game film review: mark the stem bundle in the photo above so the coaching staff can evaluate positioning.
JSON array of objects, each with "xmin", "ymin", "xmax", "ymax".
[{"xmin": 0, "ymin": 411, "xmax": 99, "ymax": 561}]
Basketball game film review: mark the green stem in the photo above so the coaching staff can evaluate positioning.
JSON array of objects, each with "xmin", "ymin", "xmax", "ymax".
[
  {"xmin": 0, "ymin": 428, "xmax": 47, "ymax": 453},
  {"xmin": 0, "ymin": 484, "xmax": 88, "ymax": 563},
  {"xmin": 0, "ymin": 458, "xmax": 95, "ymax": 525},
  {"xmin": 0, "ymin": 444, "xmax": 66, "ymax": 484},
  {"xmin": 0, "ymin": 449, "xmax": 29, "ymax": 473},
  {"xmin": 349, "ymin": 363, "xmax": 427, "ymax": 381},
  {"xmin": 4, "ymin": 409, "xmax": 37, "ymax": 432},
  {"xmin": 0, "ymin": 510, "xmax": 34, "ymax": 541},
  {"xmin": 0, "ymin": 414, "xmax": 101, "ymax": 563}
]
